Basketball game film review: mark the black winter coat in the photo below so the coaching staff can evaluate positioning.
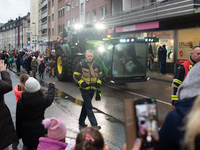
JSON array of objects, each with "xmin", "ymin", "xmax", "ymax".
[
  {"xmin": 0, "ymin": 71, "xmax": 18, "ymax": 149},
  {"xmin": 16, "ymin": 83, "xmax": 55, "ymax": 148},
  {"xmin": 16, "ymin": 55, "xmax": 21, "ymax": 65},
  {"xmin": 39, "ymin": 63, "xmax": 45, "ymax": 73},
  {"xmin": 26, "ymin": 56, "xmax": 32, "ymax": 72},
  {"xmin": 158, "ymin": 47, "xmax": 167, "ymax": 62}
]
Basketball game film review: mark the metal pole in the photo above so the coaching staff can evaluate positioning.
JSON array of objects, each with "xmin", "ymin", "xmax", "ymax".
[{"xmin": 35, "ymin": 23, "xmax": 36, "ymax": 52}]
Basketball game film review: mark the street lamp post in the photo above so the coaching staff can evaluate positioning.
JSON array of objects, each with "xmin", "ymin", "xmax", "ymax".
[{"xmin": 32, "ymin": 22, "xmax": 36, "ymax": 52}]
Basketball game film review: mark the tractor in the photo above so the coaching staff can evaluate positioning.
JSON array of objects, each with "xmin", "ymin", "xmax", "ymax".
[{"xmin": 55, "ymin": 23, "xmax": 159, "ymax": 84}]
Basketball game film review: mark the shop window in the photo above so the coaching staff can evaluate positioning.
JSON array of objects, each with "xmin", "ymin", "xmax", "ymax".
[{"xmin": 149, "ymin": 31, "xmax": 174, "ymax": 63}]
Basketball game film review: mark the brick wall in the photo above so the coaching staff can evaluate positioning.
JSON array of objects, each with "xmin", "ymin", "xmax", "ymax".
[{"xmin": 85, "ymin": 0, "xmax": 111, "ymax": 23}]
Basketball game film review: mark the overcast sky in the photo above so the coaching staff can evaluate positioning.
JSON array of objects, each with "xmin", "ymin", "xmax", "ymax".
[{"xmin": 0, "ymin": 0, "xmax": 30, "ymax": 23}]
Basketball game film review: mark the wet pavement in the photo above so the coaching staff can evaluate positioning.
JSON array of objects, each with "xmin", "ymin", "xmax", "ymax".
[
  {"xmin": 5, "ymin": 69, "xmax": 121, "ymax": 150},
  {"xmin": 6, "ymin": 67, "xmax": 175, "ymax": 150}
]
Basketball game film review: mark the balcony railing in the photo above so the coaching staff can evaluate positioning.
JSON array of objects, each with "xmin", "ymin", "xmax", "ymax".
[
  {"xmin": 41, "ymin": 9, "xmax": 47, "ymax": 20},
  {"xmin": 41, "ymin": 0, "xmax": 47, "ymax": 9},
  {"xmin": 41, "ymin": 21, "xmax": 47, "ymax": 30},
  {"xmin": 105, "ymin": 0, "xmax": 196, "ymax": 27}
]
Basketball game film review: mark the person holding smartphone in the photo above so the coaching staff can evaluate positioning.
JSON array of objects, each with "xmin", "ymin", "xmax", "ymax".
[
  {"xmin": 154, "ymin": 62, "xmax": 200, "ymax": 150},
  {"xmin": 122, "ymin": 138, "xmax": 152, "ymax": 150}
]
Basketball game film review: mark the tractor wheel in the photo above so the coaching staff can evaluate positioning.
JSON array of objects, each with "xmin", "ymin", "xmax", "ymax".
[
  {"xmin": 56, "ymin": 48, "xmax": 70, "ymax": 81},
  {"xmin": 72, "ymin": 56, "xmax": 85, "ymax": 85},
  {"xmin": 72, "ymin": 56, "xmax": 85, "ymax": 72}
]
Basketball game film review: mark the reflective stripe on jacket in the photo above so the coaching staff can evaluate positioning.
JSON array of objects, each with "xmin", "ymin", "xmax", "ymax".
[{"xmin": 73, "ymin": 59, "xmax": 102, "ymax": 91}]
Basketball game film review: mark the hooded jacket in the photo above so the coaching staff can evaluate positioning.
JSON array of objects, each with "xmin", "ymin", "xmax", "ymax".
[
  {"xmin": 16, "ymin": 83, "xmax": 55, "ymax": 148},
  {"xmin": 154, "ymin": 96, "xmax": 197, "ymax": 150},
  {"xmin": 14, "ymin": 84, "xmax": 23, "ymax": 103},
  {"xmin": 37, "ymin": 137, "xmax": 68, "ymax": 150}
]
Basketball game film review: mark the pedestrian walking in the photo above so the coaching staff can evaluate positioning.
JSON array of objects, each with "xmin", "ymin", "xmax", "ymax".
[
  {"xmin": 38, "ymin": 60, "xmax": 45, "ymax": 79},
  {"xmin": 37, "ymin": 117, "xmax": 68, "ymax": 150},
  {"xmin": 49, "ymin": 58, "xmax": 55, "ymax": 77},
  {"xmin": 9, "ymin": 54, "xmax": 14, "ymax": 69},
  {"xmin": 73, "ymin": 49, "xmax": 102, "ymax": 130},
  {"xmin": 72, "ymin": 127, "xmax": 111, "ymax": 150},
  {"xmin": 37, "ymin": 53, "xmax": 44, "ymax": 66},
  {"xmin": 16, "ymin": 77, "xmax": 55, "ymax": 150},
  {"xmin": 26, "ymin": 54, "xmax": 32, "ymax": 75},
  {"xmin": 2, "ymin": 50, "xmax": 8, "ymax": 65},
  {"xmin": 12, "ymin": 73, "xmax": 29, "ymax": 150},
  {"xmin": 16, "ymin": 52, "xmax": 21, "ymax": 73},
  {"xmin": 171, "ymin": 46, "xmax": 200, "ymax": 107},
  {"xmin": 31, "ymin": 56, "xmax": 38, "ymax": 78},
  {"xmin": 158, "ymin": 45, "xmax": 167, "ymax": 74},
  {"xmin": 0, "ymin": 60, "xmax": 18, "ymax": 149}
]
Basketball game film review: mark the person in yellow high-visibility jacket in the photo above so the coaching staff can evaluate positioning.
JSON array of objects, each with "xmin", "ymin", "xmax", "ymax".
[{"xmin": 73, "ymin": 49, "xmax": 102, "ymax": 130}]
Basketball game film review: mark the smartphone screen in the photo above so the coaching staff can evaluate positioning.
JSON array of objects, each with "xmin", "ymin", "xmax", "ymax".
[{"xmin": 135, "ymin": 98, "xmax": 159, "ymax": 148}]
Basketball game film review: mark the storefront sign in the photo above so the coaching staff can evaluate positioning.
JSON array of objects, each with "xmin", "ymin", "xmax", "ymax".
[
  {"xmin": 115, "ymin": 21, "xmax": 159, "ymax": 33},
  {"xmin": 26, "ymin": 28, "xmax": 32, "ymax": 34},
  {"xmin": 178, "ymin": 42, "xmax": 193, "ymax": 48},
  {"xmin": 153, "ymin": 32, "xmax": 172, "ymax": 39}
]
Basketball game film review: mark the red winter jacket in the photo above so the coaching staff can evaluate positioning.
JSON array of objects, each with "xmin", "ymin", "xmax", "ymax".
[{"xmin": 14, "ymin": 84, "xmax": 23, "ymax": 103}]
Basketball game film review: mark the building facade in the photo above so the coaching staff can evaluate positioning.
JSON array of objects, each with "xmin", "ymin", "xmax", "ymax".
[
  {"xmin": 39, "ymin": 0, "xmax": 48, "ymax": 54},
  {"xmin": 0, "ymin": 14, "xmax": 30, "ymax": 51},
  {"xmin": 47, "ymin": 0, "xmax": 111, "ymax": 50},
  {"xmin": 104, "ymin": 0, "xmax": 200, "ymax": 73}
]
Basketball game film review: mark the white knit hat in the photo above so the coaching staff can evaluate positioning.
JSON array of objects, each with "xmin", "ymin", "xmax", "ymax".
[
  {"xmin": 177, "ymin": 62, "xmax": 200, "ymax": 100},
  {"xmin": 25, "ymin": 77, "xmax": 41, "ymax": 93}
]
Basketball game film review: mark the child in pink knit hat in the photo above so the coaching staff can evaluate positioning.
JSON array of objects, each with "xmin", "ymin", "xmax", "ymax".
[{"xmin": 37, "ymin": 117, "xmax": 68, "ymax": 150}]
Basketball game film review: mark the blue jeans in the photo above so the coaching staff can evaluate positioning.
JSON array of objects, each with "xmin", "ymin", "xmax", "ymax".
[
  {"xmin": 159, "ymin": 60, "xmax": 166, "ymax": 74},
  {"xmin": 13, "ymin": 139, "xmax": 27, "ymax": 149},
  {"xmin": 79, "ymin": 91, "xmax": 97, "ymax": 125},
  {"xmin": 39, "ymin": 72, "xmax": 44, "ymax": 78}
]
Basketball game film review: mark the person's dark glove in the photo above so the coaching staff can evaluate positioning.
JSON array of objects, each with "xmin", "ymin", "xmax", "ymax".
[
  {"xmin": 95, "ymin": 83, "xmax": 100, "ymax": 88},
  {"xmin": 81, "ymin": 82, "xmax": 88, "ymax": 87}
]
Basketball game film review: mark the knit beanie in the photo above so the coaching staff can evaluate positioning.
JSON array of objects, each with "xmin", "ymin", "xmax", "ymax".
[
  {"xmin": 42, "ymin": 117, "xmax": 67, "ymax": 141},
  {"xmin": 25, "ymin": 77, "xmax": 41, "ymax": 93},
  {"xmin": 177, "ymin": 62, "xmax": 200, "ymax": 100}
]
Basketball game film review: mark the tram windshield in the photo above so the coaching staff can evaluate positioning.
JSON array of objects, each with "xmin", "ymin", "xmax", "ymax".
[{"xmin": 110, "ymin": 43, "xmax": 148, "ymax": 77}]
